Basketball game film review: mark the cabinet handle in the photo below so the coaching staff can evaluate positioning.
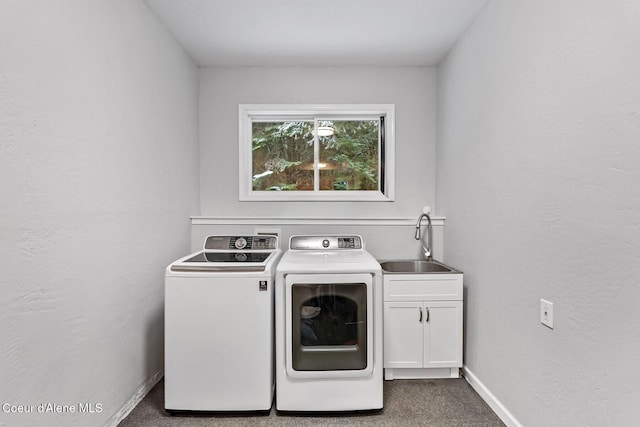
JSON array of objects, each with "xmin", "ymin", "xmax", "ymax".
[
  {"xmin": 426, "ymin": 307, "xmax": 430, "ymax": 322},
  {"xmin": 418, "ymin": 307, "xmax": 423, "ymax": 322}
]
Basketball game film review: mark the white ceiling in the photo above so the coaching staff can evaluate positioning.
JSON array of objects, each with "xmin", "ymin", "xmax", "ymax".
[{"xmin": 144, "ymin": 0, "xmax": 490, "ymax": 67}]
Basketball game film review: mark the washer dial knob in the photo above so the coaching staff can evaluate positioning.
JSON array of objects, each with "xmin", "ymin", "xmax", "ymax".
[{"xmin": 235, "ymin": 237, "xmax": 248, "ymax": 249}]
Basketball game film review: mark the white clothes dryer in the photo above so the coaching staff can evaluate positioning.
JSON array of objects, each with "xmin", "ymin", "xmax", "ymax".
[
  {"xmin": 164, "ymin": 235, "xmax": 281, "ymax": 413},
  {"xmin": 275, "ymin": 235, "xmax": 383, "ymax": 412}
]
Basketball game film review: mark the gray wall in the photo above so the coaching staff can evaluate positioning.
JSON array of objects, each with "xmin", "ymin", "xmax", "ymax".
[
  {"xmin": 0, "ymin": 1, "xmax": 199, "ymax": 426},
  {"xmin": 436, "ymin": 1, "xmax": 640, "ymax": 425},
  {"xmin": 198, "ymin": 66, "xmax": 437, "ymax": 218}
]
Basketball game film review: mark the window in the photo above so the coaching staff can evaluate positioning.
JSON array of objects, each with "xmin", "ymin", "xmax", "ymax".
[{"xmin": 239, "ymin": 104, "xmax": 395, "ymax": 201}]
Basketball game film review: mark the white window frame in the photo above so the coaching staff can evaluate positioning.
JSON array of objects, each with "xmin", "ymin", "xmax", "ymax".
[{"xmin": 238, "ymin": 104, "xmax": 395, "ymax": 202}]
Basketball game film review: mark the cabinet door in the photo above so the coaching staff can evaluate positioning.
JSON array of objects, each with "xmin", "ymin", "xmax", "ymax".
[
  {"xmin": 384, "ymin": 302, "xmax": 424, "ymax": 368},
  {"xmin": 423, "ymin": 301, "xmax": 463, "ymax": 368}
]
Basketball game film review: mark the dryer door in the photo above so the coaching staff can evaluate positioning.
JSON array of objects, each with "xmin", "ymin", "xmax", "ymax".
[{"xmin": 285, "ymin": 273, "xmax": 374, "ymax": 379}]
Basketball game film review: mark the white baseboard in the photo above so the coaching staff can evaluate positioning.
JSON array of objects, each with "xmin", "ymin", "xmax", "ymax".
[
  {"xmin": 462, "ymin": 367, "xmax": 522, "ymax": 427},
  {"xmin": 107, "ymin": 369, "xmax": 163, "ymax": 427}
]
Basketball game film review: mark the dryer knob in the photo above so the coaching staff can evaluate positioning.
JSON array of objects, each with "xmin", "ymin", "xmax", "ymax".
[{"xmin": 322, "ymin": 239, "xmax": 330, "ymax": 248}]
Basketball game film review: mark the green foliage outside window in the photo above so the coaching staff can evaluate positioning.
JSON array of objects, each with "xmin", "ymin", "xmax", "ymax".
[{"xmin": 252, "ymin": 120, "xmax": 380, "ymax": 191}]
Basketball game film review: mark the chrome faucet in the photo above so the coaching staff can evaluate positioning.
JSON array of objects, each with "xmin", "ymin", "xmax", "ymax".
[{"xmin": 415, "ymin": 213, "xmax": 433, "ymax": 261}]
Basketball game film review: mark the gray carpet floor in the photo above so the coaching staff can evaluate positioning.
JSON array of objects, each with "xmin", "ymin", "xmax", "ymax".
[{"xmin": 119, "ymin": 377, "xmax": 505, "ymax": 426}]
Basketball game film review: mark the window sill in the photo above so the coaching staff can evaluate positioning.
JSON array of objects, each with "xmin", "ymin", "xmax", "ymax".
[{"xmin": 239, "ymin": 190, "xmax": 394, "ymax": 202}]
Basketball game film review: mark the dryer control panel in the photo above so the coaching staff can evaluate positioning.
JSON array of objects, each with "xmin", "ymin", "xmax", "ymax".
[{"xmin": 289, "ymin": 235, "xmax": 362, "ymax": 251}]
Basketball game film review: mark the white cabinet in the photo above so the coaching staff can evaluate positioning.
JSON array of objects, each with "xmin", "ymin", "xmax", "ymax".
[{"xmin": 383, "ymin": 273, "xmax": 463, "ymax": 380}]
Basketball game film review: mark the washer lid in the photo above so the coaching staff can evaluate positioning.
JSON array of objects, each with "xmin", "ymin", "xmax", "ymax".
[
  {"xmin": 169, "ymin": 250, "xmax": 280, "ymax": 272},
  {"xmin": 170, "ymin": 235, "xmax": 280, "ymax": 272},
  {"xmin": 185, "ymin": 252, "xmax": 272, "ymax": 263}
]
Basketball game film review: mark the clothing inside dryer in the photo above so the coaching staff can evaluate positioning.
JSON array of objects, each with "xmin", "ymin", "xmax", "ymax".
[{"xmin": 300, "ymin": 295, "xmax": 360, "ymax": 346}]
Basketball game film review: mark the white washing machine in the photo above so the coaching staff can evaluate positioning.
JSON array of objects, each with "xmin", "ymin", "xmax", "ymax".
[
  {"xmin": 275, "ymin": 235, "xmax": 383, "ymax": 412},
  {"xmin": 164, "ymin": 235, "xmax": 281, "ymax": 413}
]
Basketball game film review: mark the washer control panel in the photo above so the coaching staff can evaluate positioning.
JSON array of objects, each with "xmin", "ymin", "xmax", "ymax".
[
  {"xmin": 289, "ymin": 235, "xmax": 363, "ymax": 251},
  {"xmin": 204, "ymin": 235, "xmax": 278, "ymax": 251}
]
